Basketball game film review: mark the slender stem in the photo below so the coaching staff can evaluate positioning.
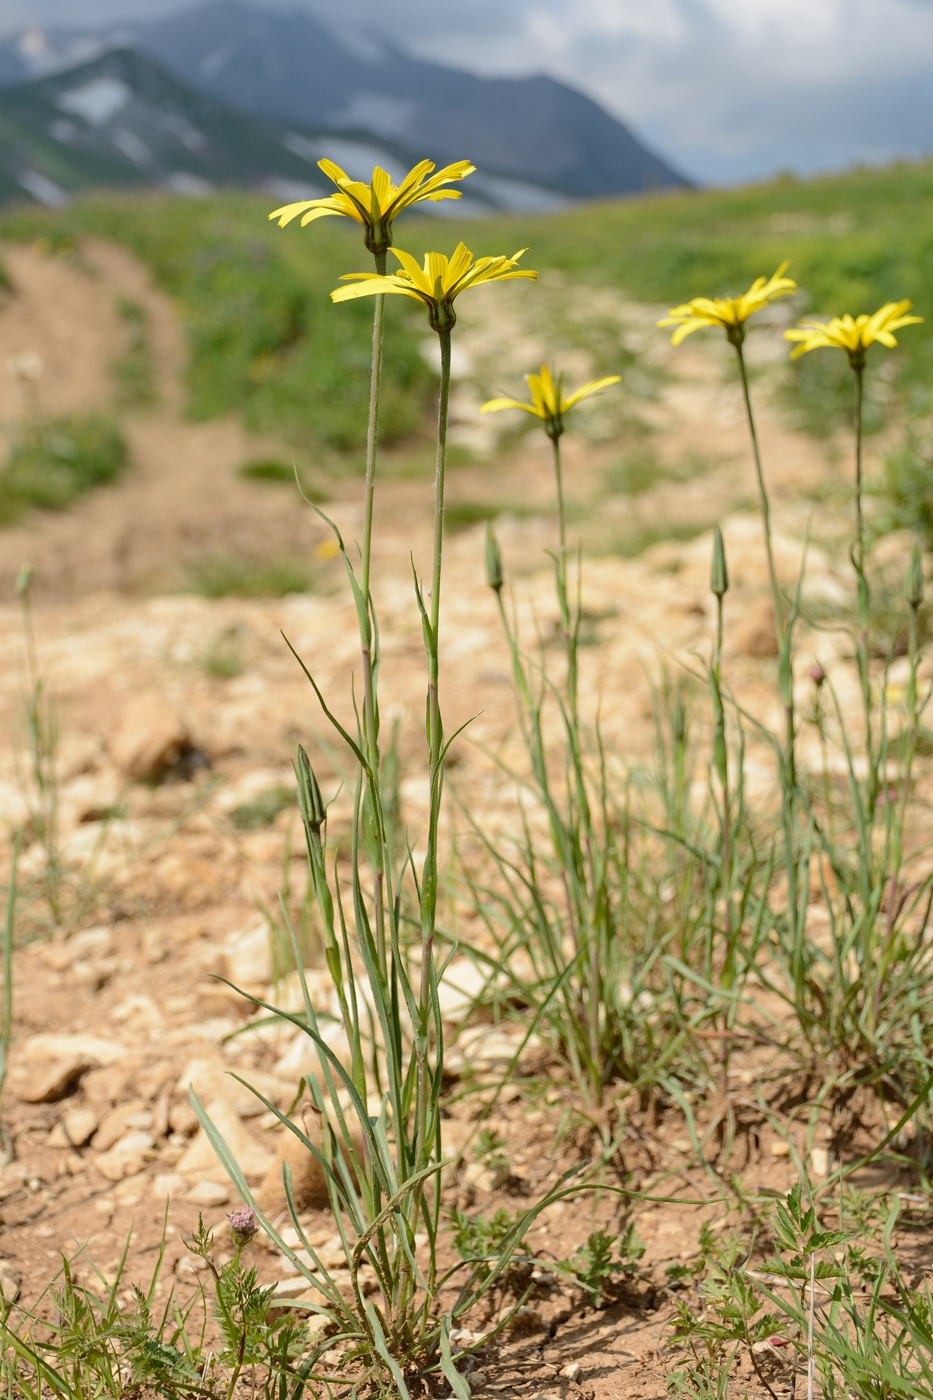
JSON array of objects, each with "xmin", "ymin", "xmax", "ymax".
[
  {"xmin": 415, "ymin": 325, "xmax": 451, "ymax": 1174},
  {"xmin": 852, "ymin": 361, "xmax": 874, "ymax": 807},
  {"xmin": 551, "ymin": 435, "xmax": 577, "ymax": 715},
  {"xmin": 733, "ymin": 338, "xmax": 796, "ymax": 790},
  {"xmin": 360, "ymin": 260, "xmax": 387, "ymax": 606},
  {"xmin": 429, "ymin": 329, "xmax": 452, "ymax": 652},
  {"xmin": 853, "ymin": 362, "xmax": 865, "ymax": 582},
  {"xmin": 358, "ymin": 256, "xmax": 387, "ymax": 973},
  {"xmin": 552, "ymin": 433, "xmax": 568, "ymax": 562},
  {"xmin": 734, "ymin": 341, "xmax": 784, "ymax": 646}
]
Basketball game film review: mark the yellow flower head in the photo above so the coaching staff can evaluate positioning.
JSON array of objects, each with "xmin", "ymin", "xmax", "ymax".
[
  {"xmin": 784, "ymin": 301, "xmax": 922, "ymax": 369},
  {"xmin": 659, "ymin": 263, "xmax": 797, "ymax": 348},
  {"xmin": 268, "ymin": 158, "xmax": 475, "ymax": 259},
  {"xmin": 331, "ymin": 243, "xmax": 537, "ymax": 334},
  {"xmin": 481, "ymin": 364, "xmax": 621, "ymax": 442}
]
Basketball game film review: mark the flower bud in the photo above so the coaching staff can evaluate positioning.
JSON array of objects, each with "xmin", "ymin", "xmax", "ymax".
[
  {"xmin": 484, "ymin": 524, "xmax": 504, "ymax": 594},
  {"xmin": 710, "ymin": 527, "xmax": 728, "ymax": 599},
  {"xmin": 14, "ymin": 563, "xmax": 34, "ymax": 598},
  {"xmin": 907, "ymin": 542, "xmax": 924, "ymax": 609},
  {"xmin": 227, "ymin": 1205, "xmax": 257, "ymax": 1248},
  {"xmin": 295, "ymin": 744, "xmax": 325, "ymax": 837}
]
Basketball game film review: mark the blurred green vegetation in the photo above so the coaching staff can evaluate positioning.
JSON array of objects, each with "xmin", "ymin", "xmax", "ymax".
[
  {"xmin": 407, "ymin": 160, "xmax": 933, "ymax": 436},
  {"xmin": 0, "ymin": 194, "xmax": 435, "ymax": 458},
  {"xmin": 185, "ymin": 550, "xmax": 313, "ymax": 598},
  {"xmin": 3, "ymin": 162, "xmax": 933, "ymax": 454},
  {"xmin": 0, "ymin": 412, "xmax": 129, "ymax": 522}
]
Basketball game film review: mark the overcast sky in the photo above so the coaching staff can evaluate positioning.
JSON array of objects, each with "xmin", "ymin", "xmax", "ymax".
[{"xmin": 4, "ymin": 0, "xmax": 933, "ymax": 184}]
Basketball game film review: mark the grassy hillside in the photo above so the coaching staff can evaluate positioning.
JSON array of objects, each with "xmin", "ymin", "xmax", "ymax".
[
  {"xmin": 3, "ymin": 160, "xmax": 932, "ymax": 454},
  {"xmin": 0, "ymin": 192, "xmax": 434, "ymax": 459}
]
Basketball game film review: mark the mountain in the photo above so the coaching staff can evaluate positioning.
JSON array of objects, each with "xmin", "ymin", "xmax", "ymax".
[
  {"xmin": 0, "ymin": 1, "xmax": 689, "ymax": 205},
  {"xmin": 0, "ymin": 45, "xmax": 336, "ymax": 208}
]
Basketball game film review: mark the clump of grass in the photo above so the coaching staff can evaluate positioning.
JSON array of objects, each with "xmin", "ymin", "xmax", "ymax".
[
  {"xmin": 202, "ymin": 627, "xmax": 246, "ymax": 679},
  {"xmin": 185, "ymin": 552, "xmax": 312, "ymax": 598},
  {"xmin": 229, "ymin": 785, "xmax": 294, "ymax": 831},
  {"xmin": 0, "ymin": 413, "xmax": 129, "ymax": 523},
  {"xmin": 609, "ymin": 517, "xmax": 711, "ymax": 558},
  {"xmin": 605, "ymin": 446, "xmax": 714, "ymax": 496},
  {"xmin": 883, "ymin": 435, "xmax": 933, "ymax": 546},
  {"xmin": 113, "ymin": 295, "xmax": 156, "ymax": 409},
  {"xmin": 237, "ymin": 457, "xmax": 295, "ymax": 485}
]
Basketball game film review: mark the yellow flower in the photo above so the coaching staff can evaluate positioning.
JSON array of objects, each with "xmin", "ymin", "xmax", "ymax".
[
  {"xmin": 268, "ymin": 158, "xmax": 475, "ymax": 259},
  {"xmin": 784, "ymin": 301, "xmax": 922, "ymax": 368},
  {"xmin": 659, "ymin": 263, "xmax": 797, "ymax": 347},
  {"xmin": 481, "ymin": 364, "xmax": 620, "ymax": 442},
  {"xmin": 331, "ymin": 242, "xmax": 537, "ymax": 333}
]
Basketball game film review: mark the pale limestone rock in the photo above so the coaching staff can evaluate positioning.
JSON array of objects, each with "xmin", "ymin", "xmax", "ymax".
[
  {"xmin": 92, "ymin": 1100, "xmax": 148, "ymax": 1151},
  {"xmin": 19, "ymin": 1055, "xmax": 93, "ymax": 1104},
  {"xmin": 223, "ymin": 917, "xmax": 273, "ymax": 987},
  {"xmin": 151, "ymin": 1172, "xmax": 187, "ymax": 1200},
  {"xmin": 176, "ymin": 1099, "xmax": 276, "ymax": 1180},
  {"xmin": 186, "ymin": 1179, "xmax": 231, "ymax": 1208},
  {"xmin": 48, "ymin": 1108, "xmax": 99, "ymax": 1148},
  {"xmin": 175, "ymin": 1057, "xmax": 290, "ymax": 1119},
  {"xmin": 463, "ymin": 1159, "xmax": 510, "ymax": 1193},
  {"xmin": 23, "ymin": 1033, "xmax": 125, "ymax": 1066},
  {"xmin": 110, "ymin": 692, "xmax": 191, "ymax": 780},
  {"xmin": 0, "ymin": 1262, "xmax": 20, "ymax": 1304}
]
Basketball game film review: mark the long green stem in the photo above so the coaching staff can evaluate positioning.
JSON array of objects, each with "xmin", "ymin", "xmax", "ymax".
[
  {"xmin": 414, "ymin": 325, "xmax": 451, "ymax": 1180},
  {"xmin": 734, "ymin": 342, "xmax": 784, "ymax": 646},
  {"xmin": 551, "ymin": 435, "xmax": 578, "ymax": 715},
  {"xmin": 851, "ymin": 362, "xmax": 875, "ymax": 810},
  {"xmin": 359, "ymin": 256, "xmax": 387, "ymax": 972},
  {"xmin": 733, "ymin": 339, "xmax": 796, "ymax": 789}
]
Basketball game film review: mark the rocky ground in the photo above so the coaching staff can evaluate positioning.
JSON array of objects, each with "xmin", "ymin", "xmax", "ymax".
[{"xmin": 0, "ymin": 237, "xmax": 925, "ymax": 1398}]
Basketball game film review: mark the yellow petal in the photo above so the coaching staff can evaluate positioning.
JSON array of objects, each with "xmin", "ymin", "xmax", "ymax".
[
  {"xmin": 317, "ymin": 158, "xmax": 351, "ymax": 186},
  {"xmin": 562, "ymin": 374, "xmax": 621, "ymax": 410},
  {"xmin": 481, "ymin": 397, "xmax": 543, "ymax": 417}
]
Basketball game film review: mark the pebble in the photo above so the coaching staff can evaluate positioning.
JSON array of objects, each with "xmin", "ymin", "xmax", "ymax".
[
  {"xmin": 48, "ymin": 1108, "xmax": 99, "ymax": 1148},
  {"xmin": 110, "ymin": 691, "xmax": 192, "ymax": 781},
  {"xmin": 151, "ymin": 1172, "xmax": 187, "ymax": 1199},
  {"xmin": 505, "ymin": 1305, "xmax": 547, "ymax": 1334},
  {"xmin": 19, "ymin": 1054, "xmax": 95, "ymax": 1105},
  {"xmin": 187, "ymin": 1179, "xmax": 231, "ymax": 1207},
  {"xmin": 561, "ymin": 1362, "xmax": 583, "ymax": 1381},
  {"xmin": 463, "ymin": 1159, "xmax": 510, "ymax": 1193},
  {"xmin": 0, "ymin": 1262, "xmax": 20, "ymax": 1304},
  {"xmin": 810, "ymin": 1146, "xmax": 833, "ymax": 1178},
  {"xmin": 223, "ymin": 917, "xmax": 273, "ymax": 987},
  {"xmin": 92, "ymin": 1100, "xmax": 149, "ymax": 1152},
  {"xmin": 176, "ymin": 1099, "xmax": 276, "ymax": 1179}
]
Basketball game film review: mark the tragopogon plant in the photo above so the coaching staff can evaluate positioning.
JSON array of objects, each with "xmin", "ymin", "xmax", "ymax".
[{"xmin": 196, "ymin": 224, "xmax": 538, "ymax": 1393}]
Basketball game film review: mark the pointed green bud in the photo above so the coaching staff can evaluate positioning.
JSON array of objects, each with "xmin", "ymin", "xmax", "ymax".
[
  {"xmin": 710, "ymin": 527, "xmax": 728, "ymax": 599},
  {"xmin": 14, "ymin": 563, "xmax": 34, "ymax": 598},
  {"xmin": 907, "ymin": 542, "xmax": 924, "ymax": 609},
  {"xmin": 484, "ymin": 524, "xmax": 504, "ymax": 593},
  {"xmin": 294, "ymin": 744, "xmax": 325, "ymax": 838}
]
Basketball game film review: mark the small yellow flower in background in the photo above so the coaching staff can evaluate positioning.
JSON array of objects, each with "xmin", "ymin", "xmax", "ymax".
[
  {"xmin": 784, "ymin": 301, "xmax": 922, "ymax": 369},
  {"xmin": 659, "ymin": 263, "xmax": 797, "ymax": 347},
  {"xmin": 331, "ymin": 243, "xmax": 537, "ymax": 333},
  {"xmin": 268, "ymin": 158, "xmax": 475, "ymax": 259},
  {"xmin": 314, "ymin": 538, "xmax": 341, "ymax": 561},
  {"xmin": 481, "ymin": 364, "xmax": 621, "ymax": 442}
]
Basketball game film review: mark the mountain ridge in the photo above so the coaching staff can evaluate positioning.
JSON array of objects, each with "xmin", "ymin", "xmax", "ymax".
[{"xmin": 0, "ymin": 0, "xmax": 690, "ymax": 204}]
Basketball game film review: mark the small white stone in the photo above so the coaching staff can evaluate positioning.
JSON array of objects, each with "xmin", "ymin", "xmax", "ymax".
[
  {"xmin": 186, "ymin": 1179, "xmax": 231, "ymax": 1207},
  {"xmin": 463, "ymin": 1159, "xmax": 509, "ymax": 1193}
]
